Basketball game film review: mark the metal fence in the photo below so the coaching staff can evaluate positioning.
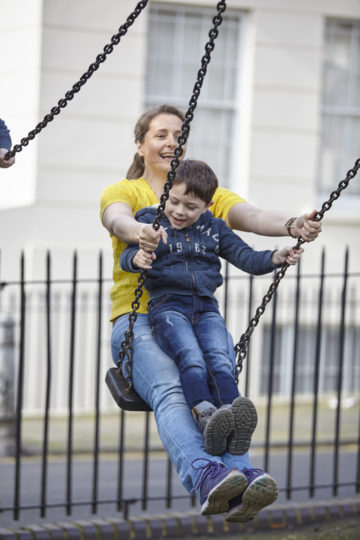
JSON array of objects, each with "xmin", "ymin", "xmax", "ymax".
[{"xmin": 0, "ymin": 248, "xmax": 359, "ymax": 524}]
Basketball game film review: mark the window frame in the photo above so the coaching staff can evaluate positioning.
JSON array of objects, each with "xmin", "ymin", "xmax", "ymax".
[
  {"xmin": 144, "ymin": 2, "xmax": 248, "ymax": 193},
  {"xmin": 318, "ymin": 18, "xmax": 360, "ymax": 208}
]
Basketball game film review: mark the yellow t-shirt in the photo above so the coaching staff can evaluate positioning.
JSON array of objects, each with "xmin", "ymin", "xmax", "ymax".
[{"xmin": 100, "ymin": 177, "xmax": 246, "ymax": 321}]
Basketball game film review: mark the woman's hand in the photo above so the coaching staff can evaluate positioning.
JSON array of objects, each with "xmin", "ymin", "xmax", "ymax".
[
  {"xmin": 138, "ymin": 224, "xmax": 168, "ymax": 252},
  {"xmin": 132, "ymin": 248, "xmax": 156, "ymax": 270},
  {"xmin": 292, "ymin": 210, "xmax": 322, "ymax": 242},
  {"xmin": 272, "ymin": 247, "xmax": 304, "ymax": 266}
]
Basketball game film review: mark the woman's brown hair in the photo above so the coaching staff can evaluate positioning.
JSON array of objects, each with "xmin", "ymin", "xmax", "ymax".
[{"xmin": 126, "ymin": 104, "xmax": 185, "ymax": 179}]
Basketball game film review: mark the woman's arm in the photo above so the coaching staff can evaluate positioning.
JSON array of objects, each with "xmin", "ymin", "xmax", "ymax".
[
  {"xmin": 226, "ymin": 203, "xmax": 321, "ymax": 242},
  {"xmin": 102, "ymin": 201, "xmax": 142, "ymax": 243},
  {"xmin": 102, "ymin": 201, "xmax": 167, "ymax": 251}
]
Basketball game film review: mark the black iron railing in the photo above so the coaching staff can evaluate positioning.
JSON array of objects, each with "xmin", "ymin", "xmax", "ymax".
[{"xmin": 0, "ymin": 248, "xmax": 359, "ymax": 524}]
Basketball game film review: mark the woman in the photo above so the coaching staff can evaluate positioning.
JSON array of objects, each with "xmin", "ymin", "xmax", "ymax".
[{"xmin": 100, "ymin": 104, "xmax": 321, "ymax": 522}]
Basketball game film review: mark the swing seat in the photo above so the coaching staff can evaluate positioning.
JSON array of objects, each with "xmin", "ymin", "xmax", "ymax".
[{"xmin": 105, "ymin": 367, "xmax": 152, "ymax": 412}]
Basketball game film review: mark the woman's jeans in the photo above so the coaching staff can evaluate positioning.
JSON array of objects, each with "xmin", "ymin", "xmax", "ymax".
[
  {"xmin": 148, "ymin": 294, "xmax": 239, "ymax": 409},
  {"xmin": 111, "ymin": 313, "xmax": 252, "ymax": 495}
]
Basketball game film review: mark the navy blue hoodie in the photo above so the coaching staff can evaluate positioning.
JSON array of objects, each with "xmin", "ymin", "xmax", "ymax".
[{"xmin": 120, "ymin": 207, "xmax": 279, "ymax": 301}]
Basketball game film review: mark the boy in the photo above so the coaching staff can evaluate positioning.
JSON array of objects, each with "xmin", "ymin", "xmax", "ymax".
[{"xmin": 120, "ymin": 160, "xmax": 303, "ymax": 456}]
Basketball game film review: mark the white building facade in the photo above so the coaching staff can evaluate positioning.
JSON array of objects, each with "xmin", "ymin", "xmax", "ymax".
[{"xmin": 0, "ymin": 0, "xmax": 359, "ymax": 413}]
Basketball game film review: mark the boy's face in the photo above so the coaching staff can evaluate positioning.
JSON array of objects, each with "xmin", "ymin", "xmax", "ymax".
[{"xmin": 165, "ymin": 182, "xmax": 212, "ymax": 230}]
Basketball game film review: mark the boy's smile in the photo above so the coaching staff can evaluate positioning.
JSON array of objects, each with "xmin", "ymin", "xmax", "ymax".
[{"xmin": 165, "ymin": 182, "xmax": 212, "ymax": 230}]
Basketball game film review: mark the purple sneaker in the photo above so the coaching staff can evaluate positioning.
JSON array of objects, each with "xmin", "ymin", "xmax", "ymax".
[
  {"xmin": 225, "ymin": 468, "xmax": 278, "ymax": 522},
  {"xmin": 227, "ymin": 396, "xmax": 258, "ymax": 455},
  {"xmin": 191, "ymin": 458, "xmax": 247, "ymax": 516}
]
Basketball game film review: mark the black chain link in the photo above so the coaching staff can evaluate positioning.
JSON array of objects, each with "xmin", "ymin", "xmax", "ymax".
[
  {"xmin": 119, "ymin": 0, "xmax": 228, "ymax": 389},
  {"xmin": 4, "ymin": 1, "xmax": 149, "ymax": 161},
  {"xmin": 234, "ymin": 157, "xmax": 360, "ymax": 383}
]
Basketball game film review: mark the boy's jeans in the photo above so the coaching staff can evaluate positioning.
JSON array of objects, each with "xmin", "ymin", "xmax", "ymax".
[
  {"xmin": 148, "ymin": 294, "xmax": 239, "ymax": 408},
  {"xmin": 111, "ymin": 312, "xmax": 252, "ymax": 495}
]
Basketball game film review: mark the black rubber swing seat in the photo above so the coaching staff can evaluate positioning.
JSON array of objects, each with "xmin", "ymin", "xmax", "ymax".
[{"xmin": 105, "ymin": 367, "xmax": 152, "ymax": 412}]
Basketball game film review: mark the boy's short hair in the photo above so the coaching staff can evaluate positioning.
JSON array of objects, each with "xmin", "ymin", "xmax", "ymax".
[{"xmin": 173, "ymin": 160, "xmax": 218, "ymax": 204}]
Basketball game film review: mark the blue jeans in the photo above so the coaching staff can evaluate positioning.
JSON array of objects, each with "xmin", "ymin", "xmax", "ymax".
[
  {"xmin": 148, "ymin": 294, "xmax": 239, "ymax": 409},
  {"xmin": 111, "ymin": 313, "xmax": 252, "ymax": 495}
]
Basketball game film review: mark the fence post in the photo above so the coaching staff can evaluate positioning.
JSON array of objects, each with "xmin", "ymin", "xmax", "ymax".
[{"xmin": 0, "ymin": 313, "xmax": 15, "ymax": 456}]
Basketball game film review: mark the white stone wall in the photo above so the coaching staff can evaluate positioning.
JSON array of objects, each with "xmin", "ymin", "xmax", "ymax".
[
  {"xmin": 0, "ymin": 0, "xmax": 359, "ymax": 275},
  {"xmin": 0, "ymin": 0, "xmax": 148, "ymax": 280},
  {"xmin": 0, "ymin": 0, "xmax": 359, "ymax": 411},
  {"xmin": 0, "ymin": 0, "xmax": 43, "ymax": 209}
]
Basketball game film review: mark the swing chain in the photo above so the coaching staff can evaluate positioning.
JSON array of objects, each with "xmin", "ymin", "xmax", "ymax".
[
  {"xmin": 119, "ymin": 0, "xmax": 228, "ymax": 390},
  {"xmin": 234, "ymin": 156, "xmax": 360, "ymax": 383},
  {"xmin": 4, "ymin": 0, "xmax": 149, "ymax": 161}
]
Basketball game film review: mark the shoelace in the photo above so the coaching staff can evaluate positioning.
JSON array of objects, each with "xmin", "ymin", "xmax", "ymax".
[
  {"xmin": 190, "ymin": 458, "xmax": 225, "ymax": 494},
  {"xmin": 241, "ymin": 467, "xmax": 263, "ymax": 483}
]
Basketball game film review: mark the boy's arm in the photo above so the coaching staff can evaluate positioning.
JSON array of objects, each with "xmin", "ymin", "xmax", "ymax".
[
  {"xmin": 120, "ymin": 244, "xmax": 142, "ymax": 273},
  {"xmin": 119, "ymin": 210, "xmax": 152, "ymax": 273},
  {"xmin": 119, "ymin": 209, "xmax": 167, "ymax": 272},
  {"xmin": 271, "ymin": 246, "xmax": 303, "ymax": 266},
  {"xmin": 120, "ymin": 245, "xmax": 157, "ymax": 272},
  {"xmin": 219, "ymin": 221, "xmax": 303, "ymax": 274},
  {"xmin": 218, "ymin": 221, "xmax": 279, "ymax": 275}
]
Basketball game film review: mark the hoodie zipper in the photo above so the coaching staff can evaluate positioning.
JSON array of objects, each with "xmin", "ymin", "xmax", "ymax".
[{"xmin": 185, "ymin": 232, "xmax": 197, "ymax": 291}]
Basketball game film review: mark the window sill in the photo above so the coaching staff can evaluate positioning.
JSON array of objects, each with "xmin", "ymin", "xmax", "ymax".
[{"xmin": 317, "ymin": 193, "xmax": 360, "ymax": 225}]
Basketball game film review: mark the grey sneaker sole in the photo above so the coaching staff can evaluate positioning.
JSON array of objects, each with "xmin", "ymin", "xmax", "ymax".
[
  {"xmin": 201, "ymin": 469, "xmax": 247, "ymax": 516},
  {"xmin": 203, "ymin": 408, "xmax": 235, "ymax": 456},
  {"xmin": 225, "ymin": 473, "xmax": 279, "ymax": 522},
  {"xmin": 227, "ymin": 397, "xmax": 258, "ymax": 455}
]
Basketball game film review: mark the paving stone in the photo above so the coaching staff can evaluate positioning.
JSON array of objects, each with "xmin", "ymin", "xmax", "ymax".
[
  {"xmin": 21, "ymin": 525, "xmax": 51, "ymax": 540},
  {"xmin": 342, "ymin": 502, "xmax": 357, "ymax": 517},
  {"xmin": 284, "ymin": 506, "xmax": 300, "ymax": 527},
  {"xmin": 162, "ymin": 516, "xmax": 180, "ymax": 537},
  {"xmin": 40, "ymin": 523, "xmax": 66, "ymax": 540},
  {"xmin": 105, "ymin": 518, "xmax": 131, "ymax": 540},
  {"xmin": 207, "ymin": 514, "xmax": 224, "ymax": 535},
  {"xmin": 0, "ymin": 528, "xmax": 17, "ymax": 540},
  {"xmin": 299, "ymin": 505, "xmax": 314, "ymax": 524},
  {"xmin": 254, "ymin": 509, "xmax": 270, "ymax": 530},
  {"xmin": 14, "ymin": 530, "xmax": 33, "ymax": 540},
  {"xmin": 176, "ymin": 515, "xmax": 194, "ymax": 536},
  {"xmin": 192, "ymin": 515, "xmax": 208, "ymax": 535},
  {"xmin": 129, "ymin": 518, "xmax": 148, "ymax": 539},
  {"xmin": 270, "ymin": 509, "xmax": 287, "ymax": 529},
  {"xmin": 57, "ymin": 522, "xmax": 82, "ymax": 540},
  {"xmin": 90, "ymin": 519, "xmax": 116, "ymax": 540},
  {"xmin": 72, "ymin": 521, "xmax": 98, "ymax": 540},
  {"xmin": 144, "ymin": 517, "xmax": 163, "ymax": 538}
]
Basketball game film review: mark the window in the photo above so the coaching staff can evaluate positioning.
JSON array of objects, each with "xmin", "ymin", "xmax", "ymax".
[
  {"xmin": 260, "ymin": 325, "xmax": 360, "ymax": 396},
  {"xmin": 319, "ymin": 20, "xmax": 360, "ymax": 200},
  {"xmin": 145, "ymin": 3, "xmax": 244, "ymax": 189}
]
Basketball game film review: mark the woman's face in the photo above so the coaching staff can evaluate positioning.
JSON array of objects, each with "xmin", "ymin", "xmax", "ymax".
[{"xmin": 137, "ymin": 113, "xmax": 185, "ymax": 178}]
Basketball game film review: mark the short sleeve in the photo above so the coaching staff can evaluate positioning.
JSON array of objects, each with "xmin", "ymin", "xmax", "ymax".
[
  {"xmin": 211, "ymin": 187, "xmax": 247, "ymax": 221},
  {"xmin": 100, "ymin": 179, "xmax": 134, "ymax": 220}
]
